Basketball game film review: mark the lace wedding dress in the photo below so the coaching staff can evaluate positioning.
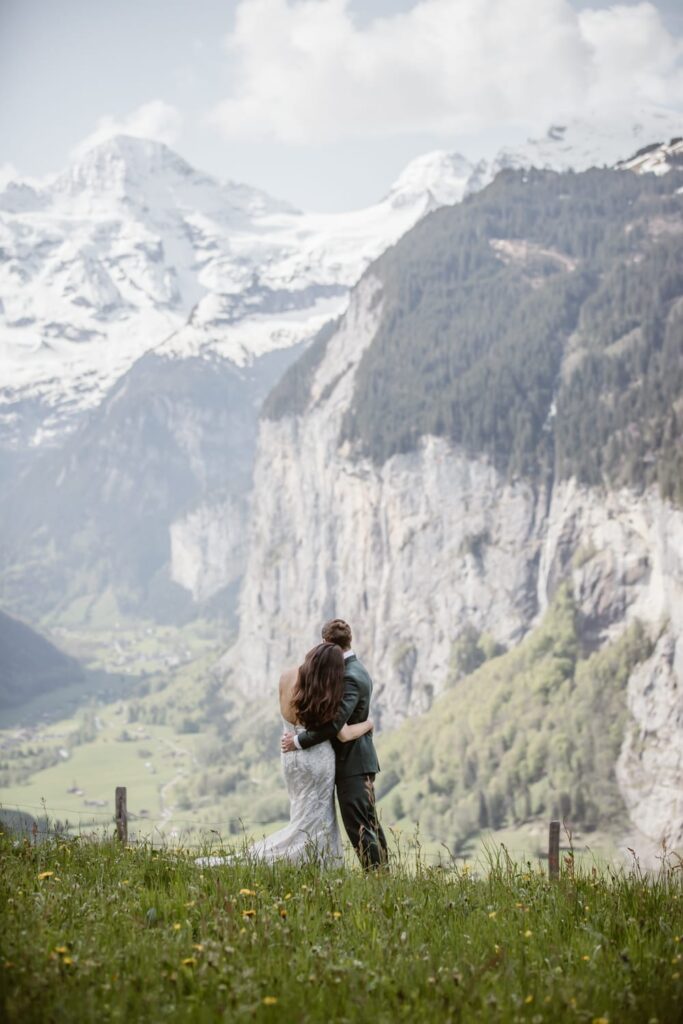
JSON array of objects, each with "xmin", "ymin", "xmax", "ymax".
[{"xmin": 196, "ymin": 718, "xmax": 343, "ymax": 868}]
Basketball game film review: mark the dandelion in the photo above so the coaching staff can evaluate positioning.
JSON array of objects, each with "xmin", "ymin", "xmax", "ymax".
[
  {"xmin": 37, "ymin": 871, "xmax": 54, "ymax": 880},
  {"xmin": 582, "ymin": 955, "xmax": 590, "ymax": 961},
  {"xmin": 488, "ymin": 911, "xmax": 497, "ymax": 919},
  {"xmin": 193, "ymin": 944, "xmax": 204, "ymax": 952},
  {"xmin": 239, "ymin": 888, "xmax": 256, "ymax": 896},
  {"xmin": 62, "ymin": 957, "xmax": 73, "ymax": 966},
  {"xmin": 172, "ymin": 923, "xmax": 182, "ymax": 931},
  {"xmin": 263, "ymin": 997, "xmax": 278, "ymax": 1006},
  {"xmin": 523, "ymin": 930, "xmax": 533, "ymax": 938},
  {"xmin": 181, "ymin": 958, "xmax": 196, "ymax": 967},
  {"xmin": 54, "ymin": 946, "xmax": 68, "ymax": 954},
  {"xmin": 242, "ymin": 909, "xmax": 256, "ymax": 918},
  {"xmin": 332, "ymin": 911, "xmax": 342, "ymax": 919},
  {"xmin": 279, "ymin": 909, "xmax": 287, "ymax": 919},
  {"xmin": 284, "ymin": 893, "xmax": 292, "ymax": 900},
  {"xmin": 525, "ymin": 995, "xmax": 533, "ymax": 1004}
]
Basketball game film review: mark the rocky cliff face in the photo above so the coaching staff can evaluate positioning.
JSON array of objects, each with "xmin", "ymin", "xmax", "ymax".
[{"xmin": 222, "ymin": 272, "xmax": 683, "ymax": 851}]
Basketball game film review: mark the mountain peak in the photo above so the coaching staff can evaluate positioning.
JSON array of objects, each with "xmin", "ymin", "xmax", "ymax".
[
  {"xmin": 56, "ymin": 134, "xmax": 203, "ymax": 198},
  {"xmin": 387, "ymin": 150, "xmax": 482, "ymax": 209}
]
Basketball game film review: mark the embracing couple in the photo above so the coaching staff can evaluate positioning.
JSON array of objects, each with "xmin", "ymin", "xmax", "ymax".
[{"xmin": 200, "ymin": 618, "xmax": 387, "ymax": 871}]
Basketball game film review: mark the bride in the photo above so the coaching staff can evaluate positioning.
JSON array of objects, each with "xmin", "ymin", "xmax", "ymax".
[{"xmin": 196, "ymin": 642, "xmax": 373, "ymax": 867}]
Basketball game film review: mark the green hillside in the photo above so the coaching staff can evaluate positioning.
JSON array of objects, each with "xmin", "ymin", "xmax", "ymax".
[
  {"xmin": 265, "ymin": 166, "xmax": 683, "ymax": 504},
  {"xmin": 0, "ymin": 610, "xmax": 83, "ymax": 708},
  {"xmin": 377, "ymin": 587, "xmax": 653, "ymax": 852}
]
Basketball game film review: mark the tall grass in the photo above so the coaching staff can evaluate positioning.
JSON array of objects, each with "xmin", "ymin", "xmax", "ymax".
[{"xmin": 1, "ymin": 828, "xmax": 682, "ymax": 1023}]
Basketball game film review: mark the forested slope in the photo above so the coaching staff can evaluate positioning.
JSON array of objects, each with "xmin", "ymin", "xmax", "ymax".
[{"xmin": 267, "ymin": 167, "xmax": 683, "ymax": 503}]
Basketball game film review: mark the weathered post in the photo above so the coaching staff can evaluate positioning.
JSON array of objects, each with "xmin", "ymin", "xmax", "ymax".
[
  {"xmin": 115, "ymin": 786, "xmax": 128, "ymax": 844},
  {"xmin": 548, "ymin": 819, "xmax": 560, "ymax": 880}
]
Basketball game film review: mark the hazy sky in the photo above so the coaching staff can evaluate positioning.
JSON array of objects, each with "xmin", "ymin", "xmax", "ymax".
[{"xmin": 1, "ymin": 0, "xmax": 682, "ymax": 210}]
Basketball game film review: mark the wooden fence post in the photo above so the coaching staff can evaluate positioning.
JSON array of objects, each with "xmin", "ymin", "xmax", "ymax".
[
  {"xmin": 115, "ymin": 786, "xmax": 128, "ymax": 844},
  {"xmin": 548, "ymin": 819, "xmax": 560, "ymax": 880}
]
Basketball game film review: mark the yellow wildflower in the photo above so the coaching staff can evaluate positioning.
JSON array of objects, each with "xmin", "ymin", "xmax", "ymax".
[
  {"xmin": 172, "ymin": 923, "xmax": 182, "ymax": 931},
  {"xmin": 62, "ymin": 957, "xmax": 73, "ymax": 966},
  {"xmin": 54, "ymin": 946, "xmax": 68, "ymax": 954},
  {"xmin": 185, "ymin": 900, "xmax": 196, "ymax": 908},
  {"xmin": 525, "ymin": 995, "xmax": 533, "ymax": 1004},
  {"xmin": 181, "ymin": 958, "xmax": 196, "ymax": 967},
  {"xmin": 488, "ymin": 911, "xmax": 497, "ymax": 919},
  {"xmin": 284, "ymin": 893, "xmax": 292, "ymax": 900},
  {"xmin": 332, "ymin": 911, "xmax": 342, "ymax": 919},
  {"xmin": 279, "ymin": 909, "xmax": 287, "ymax": 919},
  {"xmin": 592, "ymin": 1018, "xmax": 609, "ymax": 1024},
  {"xmin": 242, "ymin": 909, "xmax": 256, "ymax": 918},
  {"xmin": 239, "ymin": 888, "xmax": 256, "ymax": 896},
  {"xmin": 193, "ymin": 944, "xmax": 204, "ymax": 952},
  {"xmin": 582, "ymin": 955, "xmax": 590, "ymax": 961},
  {"xmin": 263, "ymin": 997, "xmax": 278, "ymax": 1006},
  {"xmin": 523, "ymin": 930, "xmax": 533, "ymax": 938},
  {"xmin": 37, "ymin": 871, "xmax": 54, "ymax": 880}
]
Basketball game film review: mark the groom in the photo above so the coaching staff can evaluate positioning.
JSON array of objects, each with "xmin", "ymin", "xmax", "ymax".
[{"xmin": 281, "ymin": 618, "xmax": 388, "ymax": 869}]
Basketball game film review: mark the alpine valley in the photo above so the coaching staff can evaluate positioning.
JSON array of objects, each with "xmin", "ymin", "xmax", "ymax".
[{"xmin": 1, "ymin": 108, "xmax": 682, "ymax": 863}]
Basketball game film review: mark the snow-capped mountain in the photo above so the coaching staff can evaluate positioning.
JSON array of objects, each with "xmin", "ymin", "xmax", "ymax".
[
  {"xmin": 1, "ymin": 106, "xmax": 679, "ymax": 450},
  {"xmin": 0, "ymin": 137, "xmax": 474, "ymax": 448}
]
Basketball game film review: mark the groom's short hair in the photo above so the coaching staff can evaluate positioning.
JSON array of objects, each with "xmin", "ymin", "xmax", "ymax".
[{"xmin": 321, "ymin": 618, "xmax": 352, "ymax": 650}]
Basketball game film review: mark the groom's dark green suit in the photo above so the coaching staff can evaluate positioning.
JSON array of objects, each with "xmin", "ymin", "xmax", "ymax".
[{"xmin": 296, "ymin": 654, "xmax": 388, "ymax": 868}]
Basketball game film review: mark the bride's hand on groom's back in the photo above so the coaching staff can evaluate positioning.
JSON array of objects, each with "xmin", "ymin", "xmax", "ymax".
[{"xmin": 281, "ymin": 732, "xmax": 297, "ymax": 753}]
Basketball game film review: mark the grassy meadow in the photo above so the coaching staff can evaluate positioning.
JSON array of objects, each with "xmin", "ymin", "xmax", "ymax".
[{"xmin": 2, "ymin": 831, "xmax": 683, "ymax": 1023}]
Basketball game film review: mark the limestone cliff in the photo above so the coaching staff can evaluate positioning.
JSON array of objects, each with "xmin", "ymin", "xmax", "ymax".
[{"xmin": 221, "ymin": 275, "xmax": 683, "ymax": 851}]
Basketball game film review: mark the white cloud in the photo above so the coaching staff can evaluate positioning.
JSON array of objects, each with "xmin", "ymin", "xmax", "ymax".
[
  {"xmin": 0, "ymin": 162, "xmax": 19, "ymax": 188},
  {"xmin": 208, "ymin": 0, "xmax": 683, "ymax": 143},
  {"xmin": 71, "ymin": 100, "xmax": 183, "ymax": 156}
]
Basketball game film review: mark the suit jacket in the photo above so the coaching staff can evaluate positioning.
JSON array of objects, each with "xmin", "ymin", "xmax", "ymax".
[{"xmin": 296, "ymin": 654, "xmax": 380, "ymax": 780}]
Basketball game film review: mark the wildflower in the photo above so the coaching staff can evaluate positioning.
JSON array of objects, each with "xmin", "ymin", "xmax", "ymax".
[
  {"xmin": 332, "ymin": 911, "xmax": 342, "ymax": 919},
  {"xmin": 63, "ymin": 957, "xmax": 74, "ymax": 966},
  {"xmin": 172, "ymin": 923, "xmax": 182, "ymax": 931},
  {"xmin": 263, "ymin": 997, "xmax": 278, "ymax": 1006},
  {"xmin": 494, "ymin": 944, "xmax": 501, "ymax": 953},
  {"xmin": 592, "ymin": 1018, "xmax": 609, "ymax": 1024},
  {"xmin": 121, "ymin": 880, "xmax": 129, "ymax": 886},
  {"xmin": 525, "ymin": 995, "xmax": 533, "ymax": 1004},
  {"xmin": 488, "ymin": 911, "xmax": 497, "ymax": 919},
  {"xmin": 279, "ymin": 909, "xmax": 287, "ymax": 919},
  {"xmin": 582, "ymin": 955, "xmax": 590, "ymax": 961},
  {"xmin": 284, "ymin": 893, "xmax": 292, "ymax": 900},
  {"xmin": 37, "ymin": 871, "xmax": 54, "ymax": 880},
  {"xmin": 54, "ymin": 946, "xmax": 68, "ymax": 954},
  {"xmin": 242, "ymin": 909, "xmax": 256, "ymax": 918},
  {"xmin": 239, "ymin": 888, "xmax": 256, "ymax": 896},
  {"xmin": 193, "ymin": 944, "xmax": 204, "ymax": 952},
  {"xmin": 523, "ymin": 930, "xmax": 533, "ymax": 938},
  {"xmin": 185, "ymin": 900, "xmax": 196, "ymax": 908},
  {"xmin": 181, "ymin": 958, "xmax": 196, "ymax": 967}
]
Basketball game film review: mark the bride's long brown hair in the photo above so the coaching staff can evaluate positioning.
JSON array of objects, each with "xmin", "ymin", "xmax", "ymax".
[{"xmin": 293, "ymin": 642, "xmax": 345, "ymax": 729}]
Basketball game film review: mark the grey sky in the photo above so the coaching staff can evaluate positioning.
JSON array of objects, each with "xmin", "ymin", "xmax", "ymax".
[{"xmin": 1, "ymin": 0, "xmax": 682, "ymax": 211}]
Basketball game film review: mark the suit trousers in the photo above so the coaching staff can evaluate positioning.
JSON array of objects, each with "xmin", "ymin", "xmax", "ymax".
[{"xmin": 336, "ymin": 773, "xmax": 388, "ymax": 869}]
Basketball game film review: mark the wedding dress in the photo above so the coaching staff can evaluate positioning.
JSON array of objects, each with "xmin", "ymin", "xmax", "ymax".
[{"xmin": 196, "ymin": 718, "xmax": 343, "ymax": 868}]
